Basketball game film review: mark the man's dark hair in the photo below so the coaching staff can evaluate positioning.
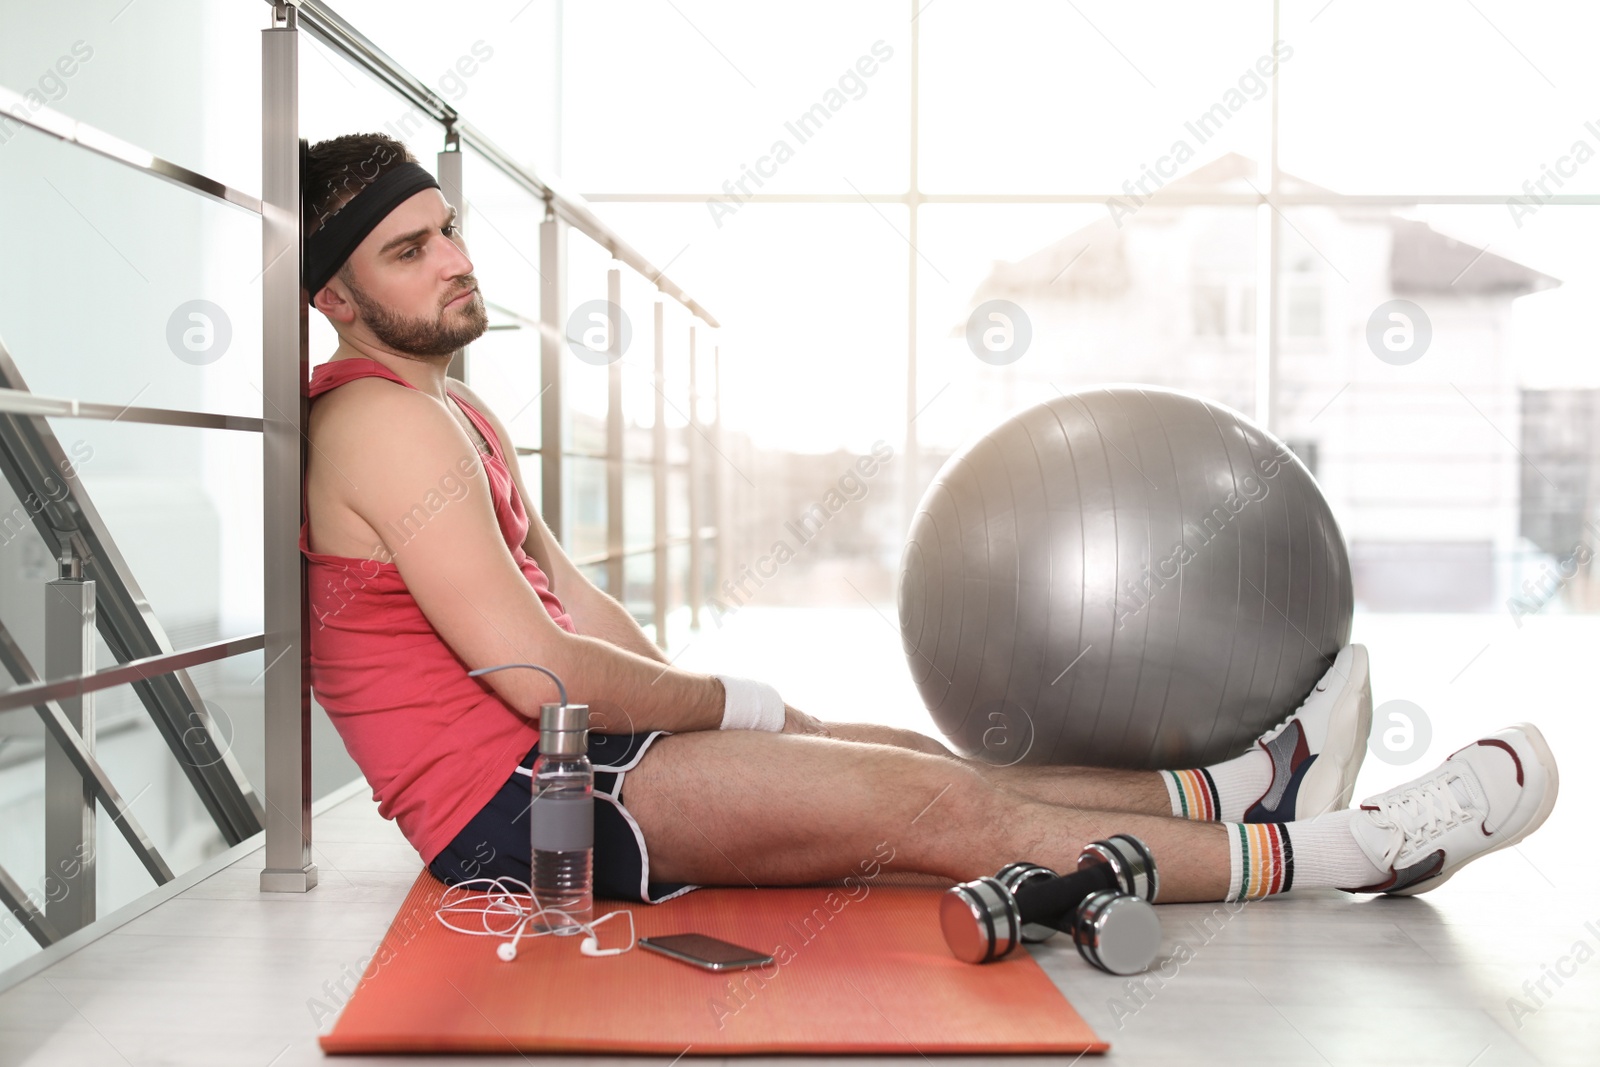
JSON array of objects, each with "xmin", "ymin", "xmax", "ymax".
[{"xmin": 302, "ymin": 132, "xmax": 418, "ymax": 286}]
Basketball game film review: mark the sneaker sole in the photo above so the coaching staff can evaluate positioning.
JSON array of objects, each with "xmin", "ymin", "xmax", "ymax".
[
  {"xmin": 1385, "ymin": 720, "xmax": 1561, "ymax": 897},
  {"xmin": 1293, "ymin": 644, "xmax": 1373, "ymax": 819}
]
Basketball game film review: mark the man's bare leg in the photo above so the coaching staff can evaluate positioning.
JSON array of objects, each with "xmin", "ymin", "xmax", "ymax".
[
  {"xmin": 820, "ymin": 721, "xmax": 1173, "ymax": 816},
  {"xmin": 620, "ymin": 730, "xmax": 1229, "ymax": 902}
]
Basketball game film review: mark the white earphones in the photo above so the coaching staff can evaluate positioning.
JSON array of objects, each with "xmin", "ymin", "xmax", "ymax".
[
  {"xmin": 581, "ymin": 933, "xmax": 624, "ymax": 957},
  {"xmin": 437, "ymin": 876, "xmax": 635, "ymax": 962}
]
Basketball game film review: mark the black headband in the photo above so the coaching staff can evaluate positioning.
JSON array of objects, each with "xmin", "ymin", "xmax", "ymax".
[{"xmin": 302, "ymin": 152, "xmax": 441, "ymax": 299}]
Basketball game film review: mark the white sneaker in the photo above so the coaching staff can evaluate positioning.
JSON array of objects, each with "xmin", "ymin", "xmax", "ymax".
[
  {"xmin": 1342, "ymin": 722, "xmax": 1559, "ymax": 896},
  {"xmin": 1245, "ymin": 643, "xmax": 1373, "ymax": 822}
]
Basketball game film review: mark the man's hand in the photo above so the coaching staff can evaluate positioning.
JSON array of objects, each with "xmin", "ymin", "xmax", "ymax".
[{"xmin": 781, "ymin": 704, "xmax": 831, "ymax": 737}]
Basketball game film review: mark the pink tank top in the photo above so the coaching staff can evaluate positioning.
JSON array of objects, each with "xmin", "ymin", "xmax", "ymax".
[{"xmin": 299, "ymin": 357, "xmax": 577, "ymax": 865}]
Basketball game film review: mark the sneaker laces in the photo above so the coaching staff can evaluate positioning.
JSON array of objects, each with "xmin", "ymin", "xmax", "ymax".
[{"xmin": 1367, "ymin": 772, "xmax": 1475, "ymax": 869}]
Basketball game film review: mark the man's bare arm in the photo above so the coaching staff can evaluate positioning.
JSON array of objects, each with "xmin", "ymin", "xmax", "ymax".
[
  {"xmin": 542, "ymin": 559, "xmax": 672, "ymax": 667},
  {"xmin": 335, "ymin": 383, "xmax": 714, "ymax": 729},
  {"xmin": 450, "ymin": 381, "xmax": 670, "ymax": 665}
]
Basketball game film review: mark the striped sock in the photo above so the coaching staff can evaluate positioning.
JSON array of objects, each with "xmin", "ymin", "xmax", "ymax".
[
  {"xmin": 1162, "ymin": 768, "xmax": 1221, "ymax": 821},
  {"xmin": 1222, "ymin": 812, "xmax": 1389, "ymax": 900},
  {"xmin": 1164, "ymin": 745, "xmax": 1272, "ymax": 821},
  {"xmin": 1223, "ymin": 822, "xmax": 1295, "ymax": 901}
]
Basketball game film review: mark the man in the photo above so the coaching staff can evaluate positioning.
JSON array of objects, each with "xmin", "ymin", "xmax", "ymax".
[{"xmin": 300, "ymin": 132, "xmax": 1557, "ymax": 912}]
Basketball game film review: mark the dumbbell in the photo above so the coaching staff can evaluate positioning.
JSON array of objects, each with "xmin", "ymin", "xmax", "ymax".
[
  {"xmin": 940, "ymin": 834, "xmax": 1162, "ymax": 975},
  {"xmin": 943, "ymin": 835, "xmax": 1160, "ymax": 972},
  {"xmin": 994, "ymin": 862, "xmax": 1065, "ymax": 944}
]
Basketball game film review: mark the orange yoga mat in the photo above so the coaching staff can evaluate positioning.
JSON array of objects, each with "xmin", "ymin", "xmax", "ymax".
[{"xmin": 319, "ymin": 871, "xmax": 1109, "ymax": 1055}]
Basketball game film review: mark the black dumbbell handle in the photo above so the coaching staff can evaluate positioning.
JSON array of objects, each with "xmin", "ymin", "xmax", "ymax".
[{"xmin": 1011, "ymin": 861, "xmax": 1119, "ymax": 926}]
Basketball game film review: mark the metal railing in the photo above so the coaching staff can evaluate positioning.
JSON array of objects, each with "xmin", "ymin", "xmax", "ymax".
[
  {"xmin": 0, "ymin": 82, "xmax": 272, "ymax": 938},
  {"xmin": 0, "ymin": 0, "xmax": 724, "ymax": 948}
]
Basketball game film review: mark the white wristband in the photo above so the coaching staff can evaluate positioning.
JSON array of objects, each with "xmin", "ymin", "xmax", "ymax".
[{"xmin": 714, "ymin": 674, "xmax": 786, "ymax": 732}]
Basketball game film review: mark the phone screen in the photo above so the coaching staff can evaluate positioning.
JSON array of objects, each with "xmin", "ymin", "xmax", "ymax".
[{"xmin": 639, "ymin": 933, "xmax": 774, "ymax": 970}]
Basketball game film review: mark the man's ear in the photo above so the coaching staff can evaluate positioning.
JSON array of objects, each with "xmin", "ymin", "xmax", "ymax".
[{"xmin": 313, "ymin": 278, "xmax": 357, "ymax": 325}]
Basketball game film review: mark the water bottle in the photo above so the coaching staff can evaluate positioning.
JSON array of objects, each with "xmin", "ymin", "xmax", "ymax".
[{"xmin": 529, "ymin": 702, "xmax": 593, "ymax": 935}]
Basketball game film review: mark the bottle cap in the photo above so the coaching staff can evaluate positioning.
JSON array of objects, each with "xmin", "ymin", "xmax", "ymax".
[{"xmin": 539, "ymin": 703, "xmax": 589, "ymax": 756}]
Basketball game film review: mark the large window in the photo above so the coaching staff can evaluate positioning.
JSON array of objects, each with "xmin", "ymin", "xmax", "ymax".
[{"xmin": 573, "ymin": 0, "xmax": 1599, "ymax": 618}]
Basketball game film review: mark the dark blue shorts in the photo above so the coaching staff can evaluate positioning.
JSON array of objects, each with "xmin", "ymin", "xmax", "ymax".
[{"xmin": 427, "ymin": 729, "xmax": 700, "ymax": 904}]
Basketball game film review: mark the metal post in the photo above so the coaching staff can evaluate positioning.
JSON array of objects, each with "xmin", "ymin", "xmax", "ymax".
[
  {"xmin": 43, "ymin": 557, "xmax": 94, "ymax": 934},
  {"xmin": 687, "ymin": 325, "xmax": 702, "ymax": 630},
  {"xmin": 1255, "ymin": 0, "xmax": 1283, "ymax": 432},
  {"xmin": 260, "ymin": 1, "xmax": 317, "ymax": 893},
  {"xmin": 439, "ymin": 130, "xmax": 469, "ymax": 384},
  {"xmin": 902, "ymin": 0, "xmax": 922, "ymax": 540},
  {"xmin": 713, "ymin": 344, "xmax": 727, "ymax": 600},
  {"xmin": 605, "ymin": 267, "xmax": 624, "ymax": 599},
  {"xmin": 652, "ymin": 301, "xmax": 668, "ymax": 649},
  {"xmin": 540, "ymin": 206, "xmax": 567, "ymax": 541}
]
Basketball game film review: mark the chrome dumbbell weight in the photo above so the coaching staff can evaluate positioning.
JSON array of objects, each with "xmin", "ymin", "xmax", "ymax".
[
  {"xmin": 994, "ymin": 862, "xmax": 1064, "ymax": 943},
  {"xmin": 1031, "ymin": 833, "xmax": 1162, "ymax": 975},
  {"xmin": 940, "ymin": 834, "xmax": 1162, "ymax": 975},
  {"xmin": 995, "ymin": 855, "xmax": 1163, "ymax": 975}
]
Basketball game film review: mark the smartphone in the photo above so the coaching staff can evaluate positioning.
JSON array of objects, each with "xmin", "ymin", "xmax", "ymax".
[{"xmin": 639, "ymin": 933, "xmax": 775, "ymax": 971}]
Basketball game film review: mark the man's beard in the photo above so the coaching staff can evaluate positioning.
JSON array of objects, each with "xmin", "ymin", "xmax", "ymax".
[{"xmin": 346, "ymin": 276, "xmax": 488, "ymax": 358}]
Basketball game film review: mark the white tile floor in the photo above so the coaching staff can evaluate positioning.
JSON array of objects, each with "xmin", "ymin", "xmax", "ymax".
[{"xmin": 0, "ymin": 606, "xmax": 1594, "ymax": 1066}]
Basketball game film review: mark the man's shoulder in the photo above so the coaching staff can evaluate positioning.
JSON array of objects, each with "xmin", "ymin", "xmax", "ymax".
[
  {"xmin": 447, "ymin": 379, "xmax": 498, "ymax": 422},
  {"xmin": 310, "ymin": 374, "xmax": 452, "ymax": 456},
  {"xmin": 314, "ymin": 369, "xmax": 430, "ymax": 415}
]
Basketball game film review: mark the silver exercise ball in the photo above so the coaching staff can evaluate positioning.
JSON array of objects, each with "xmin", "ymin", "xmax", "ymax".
[{"xmin": 898, "ymin": 385, "xmax": 1353, "ymax": 770}]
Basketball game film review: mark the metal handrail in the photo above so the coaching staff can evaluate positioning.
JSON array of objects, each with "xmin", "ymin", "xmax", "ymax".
[
  {"xmin": 0, "ymin": 634, "xmax": 266, "ymax": 716},
  {"xmin": 0, "ymin": 84, "xmax": 261, "ymax": 214},
  {"xmin": 4, "ymin": 8, "xmax": 718, "ymax": 330},
  {"xmin": 568, "ymin": 527, "xmax": 719, "ymax": 570},
  {"xmin": 0, "ymin": 342, "xmax": 265, "ymax": 845},
  {"xmin": 275, "ymin": 0, "xmax": 719, "ymax": 328},
  {"xmin": 0, "ymin": 624, "xmax": 175, "ymax": 885},
  {"xmin": 0, "ymin": 387, "xmax": 264, "ymax": 431},
  {"xmin": 482, "ymin": 296, "xmax": 561, "ymax": 346},
  {"xmin": 510, "ymin": 444, "xmax": 703, "ymax": 470}
]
